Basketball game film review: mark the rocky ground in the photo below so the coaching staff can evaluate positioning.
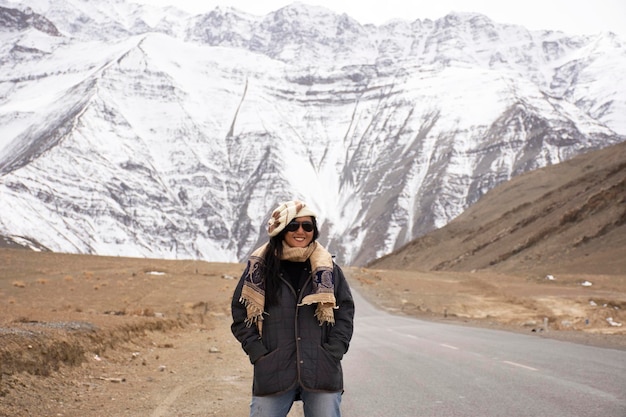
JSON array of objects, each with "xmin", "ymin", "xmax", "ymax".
[{"xmin": 1, "ymin": 248, "xmax": 625, "ymax": 416}]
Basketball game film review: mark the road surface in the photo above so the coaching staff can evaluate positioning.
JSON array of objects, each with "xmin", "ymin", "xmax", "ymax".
[{"xmin": 338, "ymin": 289, "xmax": 626, "ymax": 417}]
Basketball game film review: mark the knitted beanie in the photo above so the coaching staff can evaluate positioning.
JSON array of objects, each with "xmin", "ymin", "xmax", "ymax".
[{"xmin": 267, "ymin": 200, "xmax": 317, "ymax": 237}]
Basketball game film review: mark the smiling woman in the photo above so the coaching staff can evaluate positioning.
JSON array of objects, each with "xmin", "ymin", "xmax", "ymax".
[
  {"xmin": 230, "ymin": 200, "xmax": 355, "ymax": 417},
  {"xmin": 283, "ymin": 217, "xmax": 315, "ymax": 247}
]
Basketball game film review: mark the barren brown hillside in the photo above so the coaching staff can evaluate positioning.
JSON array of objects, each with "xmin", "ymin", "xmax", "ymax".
[{"xmin": 369, "ymin": 140, "xmax": 626, "ymax": 275}]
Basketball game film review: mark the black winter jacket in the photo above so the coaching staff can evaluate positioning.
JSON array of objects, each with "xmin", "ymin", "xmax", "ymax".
[{"xmin": 231, "ymin": 260, "xmax": 355, "ymax": 396}]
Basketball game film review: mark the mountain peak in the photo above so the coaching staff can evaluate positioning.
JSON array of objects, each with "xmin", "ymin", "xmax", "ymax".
[
  {"xmin": 0, "ymin": 0, "xmax": 624, "ymax": 266},
  {"xmin": 0, "ymin": 5, "xmax": 62, "ymax": 36}
]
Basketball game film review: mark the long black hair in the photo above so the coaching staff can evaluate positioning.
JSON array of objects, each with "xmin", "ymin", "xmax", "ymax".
[{"xmin": 263, "ymin": 217, "xmax": 319, "ymax": 307}]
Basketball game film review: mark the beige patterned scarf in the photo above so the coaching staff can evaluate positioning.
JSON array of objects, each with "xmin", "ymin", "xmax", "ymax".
[{"xmin": 240, "ymin": 241, "xmax": 336, "ymax": 335}]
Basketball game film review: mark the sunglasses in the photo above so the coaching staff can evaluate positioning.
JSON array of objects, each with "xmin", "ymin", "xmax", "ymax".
[{"xmin": 285, "ymin": 220, "xmax": 314, "ymax": 233}]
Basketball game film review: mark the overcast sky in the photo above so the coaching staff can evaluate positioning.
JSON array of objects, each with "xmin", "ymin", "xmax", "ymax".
[{"xmin": 135, "ymin": 0, "xmax": 626, "ymax": 38}]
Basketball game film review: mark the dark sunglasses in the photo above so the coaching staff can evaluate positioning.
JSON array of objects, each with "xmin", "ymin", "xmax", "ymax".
[{"xmin": 285, "ymin": 220, "xmax": 314, "ymax": 233}]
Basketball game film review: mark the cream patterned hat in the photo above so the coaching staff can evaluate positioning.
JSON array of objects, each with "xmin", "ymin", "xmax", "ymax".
[{"xmin": 267, "ymin": 200, "xmax": 317, "ymax": 237}]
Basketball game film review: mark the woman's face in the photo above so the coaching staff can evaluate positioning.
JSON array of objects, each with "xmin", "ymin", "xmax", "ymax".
[{"xmin": 283, "ymin": 216, "xmax": 315, "ymax": 248}]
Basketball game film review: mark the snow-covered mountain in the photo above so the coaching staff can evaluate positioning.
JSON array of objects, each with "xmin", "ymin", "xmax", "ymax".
[{"xmin": 0, "ymin": 0, "xmax": 624, "ymax": 266}]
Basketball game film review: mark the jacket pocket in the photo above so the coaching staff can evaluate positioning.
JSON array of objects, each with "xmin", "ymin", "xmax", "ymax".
[
  {"xmin": 315, "ymin": 345, "xmax": 343, "ymax": 391},
  {"xmin": 253, "ymin": 348, "xmax": 297, "ymax": 396}
]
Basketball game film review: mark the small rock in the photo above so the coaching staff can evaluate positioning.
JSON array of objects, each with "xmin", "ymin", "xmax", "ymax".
[
  {"xmin": 99, "ymin": 377, "xmax": 125, "ymax": 383},
  {"xmin": 606, "ymin": 317, "xmax": 623, "ymax": 327}
]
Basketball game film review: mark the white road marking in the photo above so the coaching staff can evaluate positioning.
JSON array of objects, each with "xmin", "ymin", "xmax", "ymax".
[
  {"xmin": 440, "ymin": 343, "xmax": 459, "ymax": 350},
  {"xmin": 502, "ymin": 360, "xmax": 538, "ymax": 371}
]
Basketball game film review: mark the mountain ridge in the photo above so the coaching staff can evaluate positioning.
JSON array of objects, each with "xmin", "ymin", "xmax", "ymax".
[
  {"xmin": 0, "ymin": 0, "xmax": 624, "ymax": 266},
  {"xmin": 368, "ymin": 140, "xmax": 626, "ymax": 275}
]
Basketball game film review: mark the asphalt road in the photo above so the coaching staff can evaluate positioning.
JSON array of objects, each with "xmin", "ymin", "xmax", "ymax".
[{"xmin": 340, "ymin": 289, "xmax": 626, "ymax": 417}]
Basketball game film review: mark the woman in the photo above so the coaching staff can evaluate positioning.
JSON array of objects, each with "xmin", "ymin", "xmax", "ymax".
[{"xmin": 231, "ymin": 200, "xmax": 355, "ymax": 417}]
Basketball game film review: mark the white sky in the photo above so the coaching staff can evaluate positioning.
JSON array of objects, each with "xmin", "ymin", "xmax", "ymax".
[{"xmin": 135, "ymin": 0, "xmax": 626, "ymax": 38}]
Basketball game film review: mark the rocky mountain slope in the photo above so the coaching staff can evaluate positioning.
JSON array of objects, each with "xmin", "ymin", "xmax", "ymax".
[
  {"xmin": 0, "ymin": 0, "xmax": 624, "ymax": 265},
  {"xmin": 369, "ymin": 140, "xmax": 626, "ymax": 275}
]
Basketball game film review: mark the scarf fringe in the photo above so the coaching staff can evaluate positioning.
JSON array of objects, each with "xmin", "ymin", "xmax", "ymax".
[
  {"xmin": 239, "ymin": 295, "xmax": 265, "ymax": 336},
  {"xmin": 299, "ymin": 293, "xmax": 337, "ymax": 325},
  {"xmin": 315, "ymin": 303, "xmax": 337, "ymax": 325},
  {"xmin": 239, "ymin": 297, "xmax": 264, "ymax": 323}
]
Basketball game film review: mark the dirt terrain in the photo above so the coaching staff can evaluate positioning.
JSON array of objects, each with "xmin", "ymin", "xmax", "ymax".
[{"xmin": 1, "ymin": 248, "xmax": 625, "ymax": 417}]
